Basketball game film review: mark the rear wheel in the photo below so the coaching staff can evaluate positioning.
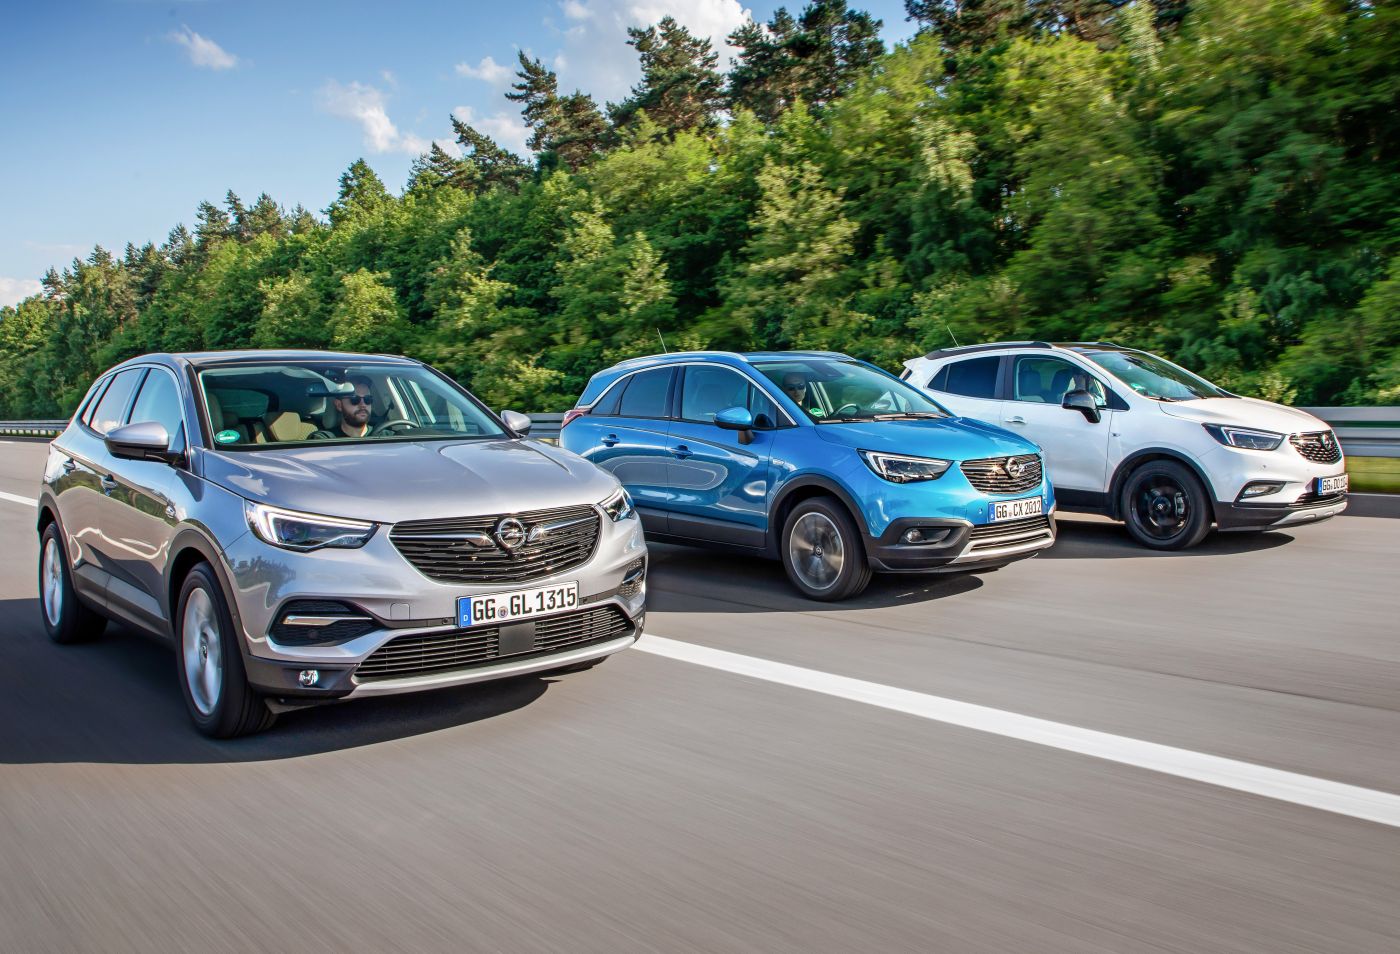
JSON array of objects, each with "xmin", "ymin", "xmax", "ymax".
[
  {"xmin": 174, "ymin": 563, "xmax": 276, "ymax": 738},
  {"xmin": 38, "ymin": 522, "xmax": 106, "ymax": 644},
  {"xmin": 781, "ymin": 497, "xmax": 872, "ymax": 601},
  {"xmin": 1120, "ymin": 460, "xmax": 1212, "ymax": 550}
]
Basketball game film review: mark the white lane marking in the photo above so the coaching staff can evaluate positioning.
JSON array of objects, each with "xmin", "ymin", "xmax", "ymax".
[
  {"xmin": 636, "ymin": 634, "xmax": 1400, "ymax": 829},
  {"xmin": 0, "ymin": 490, "xmax": 38, "ymax": 507}
]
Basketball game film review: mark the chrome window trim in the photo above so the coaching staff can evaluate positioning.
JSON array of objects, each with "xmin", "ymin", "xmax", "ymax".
[{"xmin": 589, "ymin": 362, "xmax": 799, "ymax": 428}]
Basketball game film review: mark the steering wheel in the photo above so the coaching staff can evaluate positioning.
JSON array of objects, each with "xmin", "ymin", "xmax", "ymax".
[
  {"xmin": 835, "ymin": 403, "xmax": 862, "ymax": 417},
  {"xmin": 371, "ymin": 417, "xmax": 421, "ymax": 436}
]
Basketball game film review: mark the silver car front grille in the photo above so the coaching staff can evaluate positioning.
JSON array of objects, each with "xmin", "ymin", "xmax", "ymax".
[
  {"xmin": 355, "ymin": 605, "xmax": 632, "ymax": 681},
  {"xmin": 960, "ymin": 455, "xmax": 1043, "ymax": 494},
  {"xmin": 389, "ymin": 504, "xmax": 601, "ymax": 585},
  {"xmin": 966, "ymin": 515, "xmax": 1054, "ymax": 552},
  {"xmin": 1289, "ymin": 431, "xmax": 1342, "ymax": 464}
]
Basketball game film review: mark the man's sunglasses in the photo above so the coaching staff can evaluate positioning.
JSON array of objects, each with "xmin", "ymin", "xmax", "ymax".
[{"xmin": 342, "ymin": 394, "xmax": 374, "ymax": 406}]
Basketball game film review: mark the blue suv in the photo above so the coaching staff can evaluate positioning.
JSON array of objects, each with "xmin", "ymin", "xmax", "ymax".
[{"xmin": 561, "ymin": 352, "xmax": 1055, "ymax": 600}]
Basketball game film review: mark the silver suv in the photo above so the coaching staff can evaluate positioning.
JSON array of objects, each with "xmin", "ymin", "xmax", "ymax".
[{"xmin": 37, "ymin": 351, "xmax": 647, "ymax": 736}]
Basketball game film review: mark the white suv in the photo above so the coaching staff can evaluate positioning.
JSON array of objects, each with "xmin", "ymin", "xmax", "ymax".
[{"xmin": 901, "ymin": 342, "xmax": 1349, "ymax": 549}]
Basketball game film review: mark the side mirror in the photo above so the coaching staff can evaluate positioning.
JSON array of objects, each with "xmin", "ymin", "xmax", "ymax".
[
  {"xmin": 1062, "ymin": 389, "xmax": 1102, "ymax": 424},
  {"xmin": 501, "ymin": 410, "xmax": 532, "ymax": 435},
  {"xmin": 105, "ymin": 421, "xmax": 180, "ymax": 464},
  {"xmin": 715, "ymin": 406, "xmax": 755, "ymax": 444}
]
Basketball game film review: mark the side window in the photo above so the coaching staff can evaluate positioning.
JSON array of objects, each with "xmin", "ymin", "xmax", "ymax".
[
  {"xmin": 1013, "ymin": 356, "xmax": 1107, "ymax": 406},
  {"xmin": 748, "ymin": 387, "xmax": 781, "ymax": 430},
  {"xmin": 928, "ymin": 366, "xmax": 949, "ymax": 391},
  {"xmin": 127, "ymin": 369, "xmax": 186, "ymax": 446},
  {"xmin": 87, "ymin": 369, "xmax": 144, "ymax": 436},
  {"xmin": 681, "ymin": 366, "xmax": 754, "ymax": 423},
  {"xmin": 79, "ymin": 377, "xmax": 113, "ymax": 428},
  {"xmin": 591, "ymin": 378, "xmax": 627, "ymax": 416},
  {"xmin": 940, "ymin": 356, "xmax": 1000, "ymax": 399},
  {"xmin": 617, "ymin": 368, "xmax": 673, "ymax": 420}
]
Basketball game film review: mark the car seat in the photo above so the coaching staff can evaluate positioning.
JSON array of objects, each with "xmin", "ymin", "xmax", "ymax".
[{"xmin": 1018, "ymin": 366, "xmax": 1048, "ymax": 402}]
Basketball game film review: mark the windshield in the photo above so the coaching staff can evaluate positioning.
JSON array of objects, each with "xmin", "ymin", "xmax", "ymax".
[
  {"xmin": 196, "ymin": 361, "xmax": 507, "ymax": 449},
  {"xmin": 1082, "ymin": 350, "xmax": 1231, "ymax": 401},
  {"xmin": 754, "ymin": 359, "xmax": 949, "ymax": 422}
]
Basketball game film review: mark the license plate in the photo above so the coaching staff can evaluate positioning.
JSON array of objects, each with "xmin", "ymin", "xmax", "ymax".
[
  {"xmin": 990, "ymin": 496, "xmax": 1044, "ymax": 522},
  {"xmin": 1316, "ymin": 474, "xmax": 1349, "ymax": 495},
  {"xmin": 458, "ymin": 582, "xmax": 579, "ymax": 627}
]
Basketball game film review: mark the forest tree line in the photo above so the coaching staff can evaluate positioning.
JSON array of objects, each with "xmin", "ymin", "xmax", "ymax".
[{"xmin": 2, "ymin": 0, "xmax": 1398, "ymax": 417}]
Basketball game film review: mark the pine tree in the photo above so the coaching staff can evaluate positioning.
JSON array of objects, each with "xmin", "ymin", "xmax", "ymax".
[
  {"xmin": 452, "ymin": 118, "xmax": 531, "ymax": 191},
  {"xmin": 245, "ymin": 193, "xmax": 286, "ymax": 238},
  {"xmin": 506, "ymin": 53, "xmax": 609, "ymax": 170},
  {"xmin": 611, "ymin": 17, "xmax": 726, "ymax": 134},
  {"xmin": 327, "ymin": 159, "xmax": 390, "ymax": 226}
]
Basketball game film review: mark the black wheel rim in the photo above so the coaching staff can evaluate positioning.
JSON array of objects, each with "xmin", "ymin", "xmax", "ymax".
[{"xmin": 1131, "ymin": 472, "xmax": 1191, "ymax": 541}]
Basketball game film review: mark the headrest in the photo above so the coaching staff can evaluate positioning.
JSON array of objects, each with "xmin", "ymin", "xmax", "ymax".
[{"xmin": 209, "ymin": 388, "xmax": 270, "ymax": 420}]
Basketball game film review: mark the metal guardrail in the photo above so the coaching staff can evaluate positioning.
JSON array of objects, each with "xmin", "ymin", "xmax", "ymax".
[{"xmin": 2, "ymin": 409, "xmax": 1394, "ymax": 455}]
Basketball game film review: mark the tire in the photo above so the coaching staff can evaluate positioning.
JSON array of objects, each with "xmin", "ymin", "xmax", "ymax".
[
  {"xmin": 780, "ymin": 497, "xmax": 872, "ymax": 601},
  {"xmin": 174, "ymin": 563, "xmax": 276, "ymax": 738},
  {"xmin": 38, "ymin": 522, "xmax": 106, "ymax": 644},
  {"xmin": 1120, "ymin": 459, "xmax": 1213, "ymax": 550}
]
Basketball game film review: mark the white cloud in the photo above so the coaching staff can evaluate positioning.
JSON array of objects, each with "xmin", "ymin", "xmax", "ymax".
[
  {"xmin": 452, "ymin": 106, "xmax": 532, "ymax": 156},
  {"xmin": 0, "ymin": 278, "xmax": 42, "ymax": 308},
  {"xmin": 168, "ymin": 26, "xmax": 239, "ymax": 71},
  {"xmin": 546, "ymin": 0, "xmax": 752, "ymax": 104},
  {"xmin": 318, "ymin": 80, "xmax": 429, "ymax": 155},
  {"xmin": 455, "ymin": 55, "xmax": 514, "ymax": 87}
]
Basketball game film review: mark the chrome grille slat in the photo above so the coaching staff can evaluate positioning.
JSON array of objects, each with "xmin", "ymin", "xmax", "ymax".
[
  {"xmin": 1289, "ymin": 431, "xmax": 1341, "ymax": 464},
  {"xmin": 960, "ymin": 455, "xmax": 1043, "ymax": 494},
  {"xmin": 356, "ymin": 606, "xmax": 632, "ymax": 681},
  {"xmin": 390, "ymin": 505, "xmax": 601, "ymax": 585},
  {"xmin": 967, "ymin": 515, "xmax": 1053, "ymax": 551}
]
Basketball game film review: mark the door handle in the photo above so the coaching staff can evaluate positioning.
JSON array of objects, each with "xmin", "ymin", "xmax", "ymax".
[
  {"xmin": 671, "ymin": 445, "xmax": 693, "ymax": 460},
  {"xmin": 1006, "ymin": 416, "xmax": 1026, "ymax": 425},
  {"xmin": 99, "ymin": 474, "xmax": 119, "ymax": 494},
  {"xmin": 600, "ymin": 434, "xmax": 619, "ymax": 447}
]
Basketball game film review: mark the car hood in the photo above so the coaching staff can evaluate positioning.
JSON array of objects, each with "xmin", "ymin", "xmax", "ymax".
[
  {"xmin": 814, "ymin": 416, "xmax": 1040, "ymax": 461},
  {"xmin": 1155, "ymin": 397, "xmax": 1327, "ymax": 434},
  {"xmin": 201, "ymin": 439, "xmax": 619, "ymax": 524}
]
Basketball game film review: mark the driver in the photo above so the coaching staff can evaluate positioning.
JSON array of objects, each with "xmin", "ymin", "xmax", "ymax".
[
  {"xmin": 311, "ymin": 374, "xmax": 374, "ymax": 439},
  {"xmin": 781, "ymin": 372, "xmax": 809, "ymax": 408}
]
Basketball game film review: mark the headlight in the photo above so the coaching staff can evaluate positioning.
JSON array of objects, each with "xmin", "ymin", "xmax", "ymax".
[
  {"xmin": 245, "ymin": 501, "xmax": 377, "ymax": 551},
  {"xmin": 1203, "ymin": 424, "xmax": 1284, "ymax": 451},
  {"xmin": 859, "ymin": 450, "xmax": 952, "ymax": 483},
  {"xmin": 601, "ymin": 488, "xmax": 635, "ymax": 522}
]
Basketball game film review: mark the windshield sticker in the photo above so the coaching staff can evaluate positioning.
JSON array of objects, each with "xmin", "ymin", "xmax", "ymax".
[{"xmin": 214, "ymin": 429, "xmax": 240, "ymax": 444}]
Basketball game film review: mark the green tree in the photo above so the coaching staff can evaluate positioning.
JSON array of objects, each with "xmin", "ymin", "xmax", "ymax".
[{"xmin": 612, "ymin": 17, "xmax": 726, "ymax": 135}]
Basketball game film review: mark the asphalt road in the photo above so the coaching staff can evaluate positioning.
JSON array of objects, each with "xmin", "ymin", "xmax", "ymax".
[{"xmin": 2, "ymin": 437, "xmax": 1398, "ymax": 953}]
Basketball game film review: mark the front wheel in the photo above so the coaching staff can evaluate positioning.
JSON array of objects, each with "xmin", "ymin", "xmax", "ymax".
[
  {"xmin": 174, "ymin": 563, "xmax": 276, "ymax": 738},
  {"xmin": 38, "ymin": 522, "xmax": 106, "ymax": 644},
  {"xmin": 1120, "ymin": 460, "xmax": 1212, "ymax": 550},
  {"xmin": 781, "ymin": 497, "xmax": 872, "ymax": 601}
]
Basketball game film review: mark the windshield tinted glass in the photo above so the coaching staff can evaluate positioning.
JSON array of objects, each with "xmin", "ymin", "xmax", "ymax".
[
  {"xmin": 754, "ymin": 359, "xmax": 948, "ymax": 422},
  {"xmin": 196, "ymin": 361, "xmax": 506, "ymax": 449},
  {"xmin": 1082, "ymin": 350, "xmax": 1229, "ymax": 401}
]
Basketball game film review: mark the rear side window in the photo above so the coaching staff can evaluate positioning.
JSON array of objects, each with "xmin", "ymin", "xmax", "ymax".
[
  {"xmin": 618, "ymin": 368, "xmax": 673, "ymax": 419},
  {"xmin": 128, "ymin": 369, "xmax": 186, "ymax": 445},
  {"xmin": 937, "ymin": 357, "xmax": 1000, "ymax": 399},
  {"xmin": 86, "ymin": 369, "xmax": 144, "ymax": 436},
  {"xmin": 591, "ymin": 378, "xmax": 627, "ymax": 416}
]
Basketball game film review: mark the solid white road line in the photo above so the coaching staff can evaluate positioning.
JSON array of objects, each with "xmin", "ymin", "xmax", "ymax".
[
  {"xmin": 636, "ymin": 634, "xmax": 1400, "ymax": 829},
  {"xmin": 0, "ymin": 490, "xmax": 38, "ymax": 508}
]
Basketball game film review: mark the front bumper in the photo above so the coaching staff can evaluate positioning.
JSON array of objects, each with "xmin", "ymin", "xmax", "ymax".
[
  {"xmin": 865, "ymin": 509, "xmax": 1057, "ymax": 572},
  {"xmin": 1215, "ymin": 494, "xmax": 1348, "ymax": 531},
  {"xmin": 223, "ymin": 510, "xmax": 647, "ymax": 703}
]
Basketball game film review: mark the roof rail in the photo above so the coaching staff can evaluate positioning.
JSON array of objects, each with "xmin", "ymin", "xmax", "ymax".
[
  {"xmin": 1060, "ymin": 340, "xmax": 1124, "ymax": 349},
  {"xmin": 922, "ymin": 340, "xmax": 1052, "ymax": 359}
]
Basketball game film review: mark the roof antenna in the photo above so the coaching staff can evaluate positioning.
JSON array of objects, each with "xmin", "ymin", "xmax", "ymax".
[
  {"xmin": 656, "ymin": 328, "xmax": 670, "ymax": 353},
  {"xmin": 944, "ymin": 322, "xmax": 961, "ymax": 348}
]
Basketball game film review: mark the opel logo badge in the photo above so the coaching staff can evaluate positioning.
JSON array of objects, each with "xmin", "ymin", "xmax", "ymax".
[
  {"xmin": 494, "ymin": 517, "xmax": 526, "ymax": 550},
  {"xmin": 1006, "ymin": 457, "xmax": 1026, "ymax": 478}
]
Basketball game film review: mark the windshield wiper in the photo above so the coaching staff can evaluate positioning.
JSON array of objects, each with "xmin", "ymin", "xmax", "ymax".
[{"xmin": 870, "ymin": 411, "xmax": 943, "ymax": 420}]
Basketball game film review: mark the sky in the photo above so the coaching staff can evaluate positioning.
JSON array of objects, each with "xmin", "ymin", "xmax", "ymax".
[{"xmin": 0, "ymin": 0, "xmax": 917, "ymax": 307}]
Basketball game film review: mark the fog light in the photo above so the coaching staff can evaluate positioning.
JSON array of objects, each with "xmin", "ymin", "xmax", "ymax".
[
  {"xmin": 298, "ymin": 669, "xmax": 320, "ymax": 687},
  {"xmin": 901, "ymin": 528, "xmax": 951, "ymax": 545},
  {"xmin": 1240, "ymin": 481, "xmax": 1284, "ymax": 499}
]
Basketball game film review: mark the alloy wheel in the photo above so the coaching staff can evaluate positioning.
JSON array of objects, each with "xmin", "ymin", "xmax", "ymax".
[
  {"xmin": 789, "ymin": 512, "xmax": 845, "ymax": 591},
  {"xmin": 41, "ymin": 536, "xmax": 63, "ymax": 627},
  {"xmin": 182, "ymin": 588, "xmax": 224, "ymax": 717}
]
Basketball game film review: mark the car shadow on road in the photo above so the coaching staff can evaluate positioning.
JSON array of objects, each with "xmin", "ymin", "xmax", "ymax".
[
  {"xmin": 1039, "ymin": 517, "xmax": 1294, "ymax": 559},
  {"xmin": 0, "ymin": 598, "xmax": 552, "ymax": 766},
  {"xmin": 645, "ymin": 543, "xmax": 986, "ymax": 614}
]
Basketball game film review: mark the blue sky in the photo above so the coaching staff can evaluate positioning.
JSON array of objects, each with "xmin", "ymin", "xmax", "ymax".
[{"xmin": 0, "ymin": 0, "xmax": 916, "ymax": 306}]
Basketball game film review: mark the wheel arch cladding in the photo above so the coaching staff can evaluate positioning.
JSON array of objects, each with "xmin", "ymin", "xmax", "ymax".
[
  {"xmin": 166, "ymin": 531, "xmax": 244, "ymax": 643},
  {"xmin": 768, "ymin": 477, "xmax": 871, "ymax": 558}
]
